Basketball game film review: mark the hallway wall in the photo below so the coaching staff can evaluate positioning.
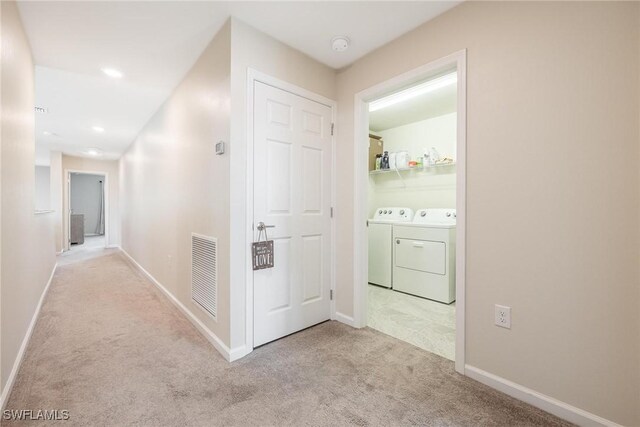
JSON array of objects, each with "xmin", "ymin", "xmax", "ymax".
[
  {"xmin": 50, "ymin": 151, "xmax": 63, "ymax": 253},
  {"xmin": 61, "ymin": 156, "xmax": 119, "ymax": 250},
  {"xmin": 34, "ymin": 166, "xmax": 50, "ymax": 211},
  {"xmin": 0, "ymin": 0, "xmax": 56, "ymax": 403},
  {"xmin": 335, "ymin": 2, "xmax": 640, "ymax": 425},
  {"xmin": 120, "ymin": 22, "xmax": 232, "ymax": 348}
]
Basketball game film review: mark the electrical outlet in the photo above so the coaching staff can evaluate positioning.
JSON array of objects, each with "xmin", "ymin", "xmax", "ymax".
[{"xmin": 495, "ymin": 304, "xmax": 511, "ymax": 329}]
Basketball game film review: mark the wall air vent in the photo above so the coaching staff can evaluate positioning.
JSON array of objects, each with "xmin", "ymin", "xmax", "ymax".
[
  {"xmin": 34, "ymin": 106, "xmax": 48, "ymax": 113},
  {"xmin": 191, "ymin": 233, "xmax": 217, "ymax": 319}
]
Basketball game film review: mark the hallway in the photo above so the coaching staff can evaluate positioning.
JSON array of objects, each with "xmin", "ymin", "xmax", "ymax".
[{"xmin": 4, "ymin": 251, "xmax": 569, "ymax": 426}]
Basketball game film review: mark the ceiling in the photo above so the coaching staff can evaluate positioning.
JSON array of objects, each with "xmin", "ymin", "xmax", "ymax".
[
  {"xmin": 369, "ymin": 82, "xmax": 457, "ymax": 132},
  {"xmin": 17, "ymin": 1, "xmax": 460, "ymax": 165},
  {"xmin": 225, "ymin": 2, "xmax": 459, "ymax": 70}
]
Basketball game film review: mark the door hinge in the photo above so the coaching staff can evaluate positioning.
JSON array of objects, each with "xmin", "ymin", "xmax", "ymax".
[
  {"xmin": 330, "ymin": 289, "xmax": 334, "ymax": 300},
  {"xmin": 331, "ymin": 123, "xmax": 335, "ymax": 136},
  {"xmin": 330, "ymin": 207, "xmax": 334, "ymax": 218}
]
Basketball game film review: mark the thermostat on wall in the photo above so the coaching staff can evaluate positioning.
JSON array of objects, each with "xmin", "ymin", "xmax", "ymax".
[{"xmin": 215, "ymin": 141, "xmax": 225, "ymax": 155}]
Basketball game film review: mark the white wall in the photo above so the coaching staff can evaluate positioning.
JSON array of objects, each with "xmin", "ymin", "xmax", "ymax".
[
  {"xmin": 228, "ymin": 18, "xmax": 337, "ymax": 352},
  {"xmin": 1, "ymin": 0, "xmax": 56, "ymax": 403},
  {"xmin": 378, "ymin": 112, "xmax": 457, "ymax": 161},
  {"xmin": 49, "ymin": 151, "xmax": 63, "ymax": 253},
  {"xmin": 70, "ymin": 173, "xmax": 104, "ymax": 236},
  {"xmin": 62, "ymin": 156, "xmax": 119, "ymax": 250},
  {"xmin": 34, "ymin": 165, "xmax": 50, "ymax": 211},
  {"xmin": 120, "ymin": 21, "xmax": 231, "ymax": 347},
  {"xmin": 369, "ymin": 113, "xmax": 456, "ymax": 216},
  {"xmin": 336, "ymin": 2, "xmax": 640, "ymax": 425}
]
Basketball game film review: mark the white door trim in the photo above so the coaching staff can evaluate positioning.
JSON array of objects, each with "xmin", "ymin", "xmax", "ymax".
[
  {"xmin": 245, "ymin": 68, "xmax": 337, "ymax": 354},
  {"xmin": 352, "ymin": 50, "xmax": 467, "ymax": 374},
  {"xmin": 64, "ymin": 169, "xmax": 109, "ymax": 251}
]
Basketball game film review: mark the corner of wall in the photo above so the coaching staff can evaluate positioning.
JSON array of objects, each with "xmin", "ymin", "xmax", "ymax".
[{"xmin": 118, "ymin": 18, "xmax": 232, "ymax": 352}]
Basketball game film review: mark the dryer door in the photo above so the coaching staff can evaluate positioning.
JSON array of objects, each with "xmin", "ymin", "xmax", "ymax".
[{"xmin": 395, "ymin": 239, "xmax": 446, "ymax": 275}]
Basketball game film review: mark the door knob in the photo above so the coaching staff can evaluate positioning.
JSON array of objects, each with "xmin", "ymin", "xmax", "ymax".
[{"xmin": 257, "ymin": 222, "xmax": 276, "ymax": 231}]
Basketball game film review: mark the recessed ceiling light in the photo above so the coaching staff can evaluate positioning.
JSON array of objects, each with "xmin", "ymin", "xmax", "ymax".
[
  {"xmin": 331, "ymin": 36, "xmax": 350, "ymax": 52},
  {"xmin": 92, "ymin": 126, "xmax": 105, "ymax": 133},
  {"xmin": 83, "ymin": 148, "xmax": 103, "ymax": 157},
  {"xmin": 369, "ymin": 72, "xmax": 458, "ymax": 112},
  {"xmin": 101, "ymin": 68, "xmax": 123, "ymax": 79}
]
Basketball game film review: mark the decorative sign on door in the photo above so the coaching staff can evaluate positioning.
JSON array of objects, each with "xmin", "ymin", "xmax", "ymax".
[{"xmin": 252, "ymin": 222, "xmax": 274, "ymax": 270}]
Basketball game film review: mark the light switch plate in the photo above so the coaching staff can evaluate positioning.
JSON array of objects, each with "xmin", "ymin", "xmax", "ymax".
[
  {"xmin": 495, "ymin": 304, "xmax": 511, "ymax": 329},
  {"xmin": 215, "ymin": 141, "xmax": 225, "ymax": 155}
]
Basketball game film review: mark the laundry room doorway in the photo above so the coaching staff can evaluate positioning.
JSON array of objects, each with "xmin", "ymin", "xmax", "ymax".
[{"xmin": 353, "ymin": 51, "xmax": 467, "ymax": 373}]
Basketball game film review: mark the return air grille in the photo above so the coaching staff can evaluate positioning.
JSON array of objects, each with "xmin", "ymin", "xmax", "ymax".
[{"xmin": 191, "ymin": 233, "xmax": 217, "ymax": 319}]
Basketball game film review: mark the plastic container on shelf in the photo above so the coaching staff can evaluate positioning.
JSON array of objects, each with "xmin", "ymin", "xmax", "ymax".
[
  {"xmin": 396, "ymin": 151, "xmax": 409, "ymax": 169},
  {"xmin": 388, "ymin": 152, "xmax": 397, "ymax": 169}
]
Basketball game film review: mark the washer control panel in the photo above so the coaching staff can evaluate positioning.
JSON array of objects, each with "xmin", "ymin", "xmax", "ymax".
[{"xmin": 373, "ymin": 207, "xmax": 414, "ymax": 222}]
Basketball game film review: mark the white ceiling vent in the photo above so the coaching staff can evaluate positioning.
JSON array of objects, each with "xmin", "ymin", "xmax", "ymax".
[{"xmin": 191, "ymin": 233, "xmax": 217, "ymax": 319}]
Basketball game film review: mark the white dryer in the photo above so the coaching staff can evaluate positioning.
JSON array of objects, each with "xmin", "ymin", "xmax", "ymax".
[
  {"xmin": 392, "ymin": 209, "xmax": 456, "ymax": 303},
  {"xmin": 368, "ymin": 207, "xmax": 414, "ymax": 288}
]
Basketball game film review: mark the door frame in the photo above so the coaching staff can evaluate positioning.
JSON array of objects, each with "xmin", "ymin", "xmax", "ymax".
[
  {"xmin": 245, "ymin": 69, "xmax": 337, "ymax": 352},
  {"xmin": 64, "ymin": 169, "xmax": 109, "ymax": 251},
  {"xmin": 352, "ymin": 50, "xmax": 467, "ymax": 374}
]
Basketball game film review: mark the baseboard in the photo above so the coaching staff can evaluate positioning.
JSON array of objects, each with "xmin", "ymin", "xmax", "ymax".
[
  {"xmin": 228, "ymin": 345, "xmax": 249, "ymax": 362},
  {"xmin": 105, "ymin": 244, "xmax": 120, "ymax": 249},
  {"xmin": 0, "ymin": 263, "xmax": 57, "ymax": 410},
  {"xmin": 334, "ymin": 311, "xmax": 357, "ymax": 327},
  {"xmin": 119, "ymin": 248, "xmax": 234, "ymax": 362},
  {"xmin": 464, "ymin": 365, "xmax": 622, "ymax": 427}
]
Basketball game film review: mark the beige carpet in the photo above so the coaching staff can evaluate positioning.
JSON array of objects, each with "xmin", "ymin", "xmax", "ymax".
[{"xmin": 5, "ymin": 250, "xmax": 572, "ymax": 426}]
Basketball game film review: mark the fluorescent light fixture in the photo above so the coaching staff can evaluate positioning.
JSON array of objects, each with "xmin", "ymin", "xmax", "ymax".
[
  {"xmin": 101, "ymin": 68, "xmax": 123, "ymax": 79},
  {"xmin": 369, "ymin": 72, "xmax": 457, "ymax": 112},
  {"xmin": 92, "ymin": 126, "xmax": 105, "ymax": 133},
  {"xmin": 84, "ymin": 148, "xmax": 103, "ymax": 156}
]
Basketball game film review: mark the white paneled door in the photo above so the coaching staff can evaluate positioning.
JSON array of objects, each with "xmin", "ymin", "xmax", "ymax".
[{"xmin": 253, "ymin": 81, "xmax": 332, "ymax": 347}]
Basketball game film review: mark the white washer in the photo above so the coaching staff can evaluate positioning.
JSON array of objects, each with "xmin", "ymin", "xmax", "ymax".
[
  {"xmin": 392, "ymin": 209, "xmax": 456, "ymax": 303},
  {"xmin": 368, "ymin": 207, "xmax": 414, "ymax": 288}
]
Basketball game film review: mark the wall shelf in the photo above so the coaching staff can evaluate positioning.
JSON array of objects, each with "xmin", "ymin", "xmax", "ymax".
[{"xmin": 369, "ymin": 162, "xmax": 456, "ymax": 176}]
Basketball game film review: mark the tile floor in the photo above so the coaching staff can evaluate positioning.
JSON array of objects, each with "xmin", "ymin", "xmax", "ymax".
[{"xmin": 367, "ymin": 284, "xmax": 455, "ymax": 360}]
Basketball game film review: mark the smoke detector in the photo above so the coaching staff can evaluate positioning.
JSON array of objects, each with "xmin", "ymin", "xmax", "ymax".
[{"xmin": 331, "ymin": 36, "xmax": 350, "ymax": 52}]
